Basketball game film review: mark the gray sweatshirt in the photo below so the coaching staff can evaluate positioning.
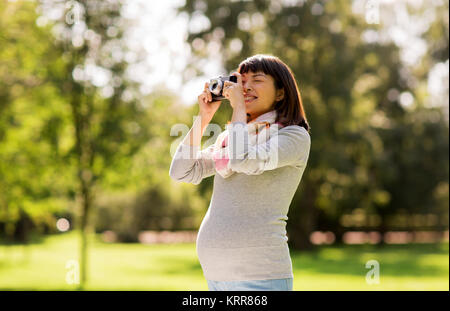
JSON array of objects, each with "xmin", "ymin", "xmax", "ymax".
[{"xmin": 169, "ymin": 121, "xmax": 311, "ymax": 281}]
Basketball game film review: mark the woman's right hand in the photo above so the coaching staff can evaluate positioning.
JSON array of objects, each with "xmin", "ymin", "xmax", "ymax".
[{"xmin": 198, "ymin": 82, "xmax": 221, "ymax": 121}]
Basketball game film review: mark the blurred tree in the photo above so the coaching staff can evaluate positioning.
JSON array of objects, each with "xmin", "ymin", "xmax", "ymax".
[
  {"xmin": 93, "ymin": 89, "xmax": 211, "ymax": 242},
  {"xmin": 0, "ymin": 0, "xmax": 209, "ymax": 254},
  {"xmin": 178, "ymin": 0, "xmax": 449, "ymax": 249},
  {"xmin": 35, "ymin": 0, "xmax": 152, "ymax": 289},
  {"xmin": 0, "ymin": 0, "xmax": 76, "ymax": 242}
]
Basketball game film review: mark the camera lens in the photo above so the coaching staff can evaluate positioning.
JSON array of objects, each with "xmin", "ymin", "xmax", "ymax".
[{"xmin": 209, "ymin": 78, "xmax": 222, "ymax": 95}]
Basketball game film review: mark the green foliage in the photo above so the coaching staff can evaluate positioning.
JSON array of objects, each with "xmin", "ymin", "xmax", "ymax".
[
  {"xmin": 0, "ymin": 0, "xmax": 76, "ymax": 241},
  {"xmin": 0, "ymin": 0, "xmax": 208, "ymax": 246},
  {"xmin": 178, "ymin": 0, "xmax": 449, "ymax": 249},
  {"xmin": 94, "ymin": 185, "xmax": 203, "ymax": 242},
  {"xmin": 0, "ymin": 0, "xmax": 448, "ymax": 257}
]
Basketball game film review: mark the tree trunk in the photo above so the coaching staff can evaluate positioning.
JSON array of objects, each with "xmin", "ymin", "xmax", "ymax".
[
  {"xmin": 77, "ymin": 173, "xmax": 93, "ymax": 290},
  {"xmin": 288, "ymin": 177, "xmax": 319, "ymax": 251},
  {"xmin": 70, "ymin": 87, "xmax": 95, "ymax": 290}
]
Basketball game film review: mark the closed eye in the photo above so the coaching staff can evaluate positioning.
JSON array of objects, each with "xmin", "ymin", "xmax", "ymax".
[{"xmin": 242, "ymin": 80, "xmax": 263, "ymax": 84}]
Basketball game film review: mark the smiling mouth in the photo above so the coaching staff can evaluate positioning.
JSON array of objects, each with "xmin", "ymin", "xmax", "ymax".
[{"xmin": 244, "ymin": 97, "xmax": 257, "ymax": 103}]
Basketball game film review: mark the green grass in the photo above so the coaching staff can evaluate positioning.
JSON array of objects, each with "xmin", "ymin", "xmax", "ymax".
[{"xmin": 0, "ymin": 231, "xmax": 448, "ymax": 290}]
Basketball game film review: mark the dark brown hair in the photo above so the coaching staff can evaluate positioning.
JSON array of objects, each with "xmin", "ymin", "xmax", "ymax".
[{"xmin": 237, "ymin": 54, "xmax": 310, "ymax": 132}]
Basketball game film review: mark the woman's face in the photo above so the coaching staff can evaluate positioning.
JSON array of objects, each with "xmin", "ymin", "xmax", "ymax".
[{"xmin": 240, "ymin": 70, "xmax": 284, "ymax": 122}]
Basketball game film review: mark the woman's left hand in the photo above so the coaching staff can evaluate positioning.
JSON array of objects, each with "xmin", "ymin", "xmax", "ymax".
[{"xmin": 223, "ymin": 72, "xmax": 245, "ymax": 109}]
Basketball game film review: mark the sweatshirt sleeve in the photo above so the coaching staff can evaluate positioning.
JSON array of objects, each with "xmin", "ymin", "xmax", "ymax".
[
  {"xmin": 169, "ymin": 142, "xmax": 216, "ymax": 185},
  {"xmin": 226, "ymin": 122, "xmax": 310, "ymax": 175}
]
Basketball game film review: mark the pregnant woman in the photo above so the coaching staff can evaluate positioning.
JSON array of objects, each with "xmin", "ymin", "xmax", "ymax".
[{"xmin": 169, "ymin": 54, "xmax": 311, "ymax": 291}]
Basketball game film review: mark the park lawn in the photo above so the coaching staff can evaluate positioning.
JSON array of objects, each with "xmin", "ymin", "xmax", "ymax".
[{"xmin": 0, "ymin": 231, "xmax": 448, "ymax": 291}]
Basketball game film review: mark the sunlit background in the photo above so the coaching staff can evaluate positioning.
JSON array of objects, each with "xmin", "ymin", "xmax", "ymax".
[{"xmin": 36, "ymin": 0, "xmax": 450, "ymax": 112}]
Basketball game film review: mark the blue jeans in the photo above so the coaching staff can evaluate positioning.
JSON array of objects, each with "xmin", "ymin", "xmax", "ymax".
[{"xmin": 207, "ymin": 278, "xmax": 293, "ymax": 291}]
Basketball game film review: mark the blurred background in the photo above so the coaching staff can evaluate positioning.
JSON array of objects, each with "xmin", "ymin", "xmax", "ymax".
[{"xmin": 0, "ymin": 0, "xmax": 448, "ymax": 290}]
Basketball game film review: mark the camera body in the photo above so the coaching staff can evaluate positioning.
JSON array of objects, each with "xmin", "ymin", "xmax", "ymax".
[{"xmin": 208, "ymin": 75, "xmax": 238, "ymax": 101}]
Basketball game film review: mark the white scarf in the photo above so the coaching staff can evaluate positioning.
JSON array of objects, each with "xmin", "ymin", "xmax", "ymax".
[{"xmin": 210, "ymin": 110, "xmax": 285, "ymax": 178}]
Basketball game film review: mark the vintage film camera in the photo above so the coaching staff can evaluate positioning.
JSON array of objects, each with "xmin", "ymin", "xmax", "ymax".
[{"xmin": 208, "ymin": 75, "xmax": 238, "ymax": 101}]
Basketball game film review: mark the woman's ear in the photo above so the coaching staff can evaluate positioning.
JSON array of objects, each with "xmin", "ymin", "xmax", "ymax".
[{"xmin": 276, "ymin": 88, "xmax": 285, "ymax": 101}]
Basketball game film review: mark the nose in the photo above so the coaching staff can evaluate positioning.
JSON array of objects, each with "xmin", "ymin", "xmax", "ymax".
[{"xmin": 243, "ymin": 80, "xmax": 252, "ymax": 92}]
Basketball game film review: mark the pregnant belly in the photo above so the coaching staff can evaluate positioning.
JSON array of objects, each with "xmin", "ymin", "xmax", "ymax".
[{"xmin": 196, "ymin": 214, "xmax": 287, "ymax": 249}]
